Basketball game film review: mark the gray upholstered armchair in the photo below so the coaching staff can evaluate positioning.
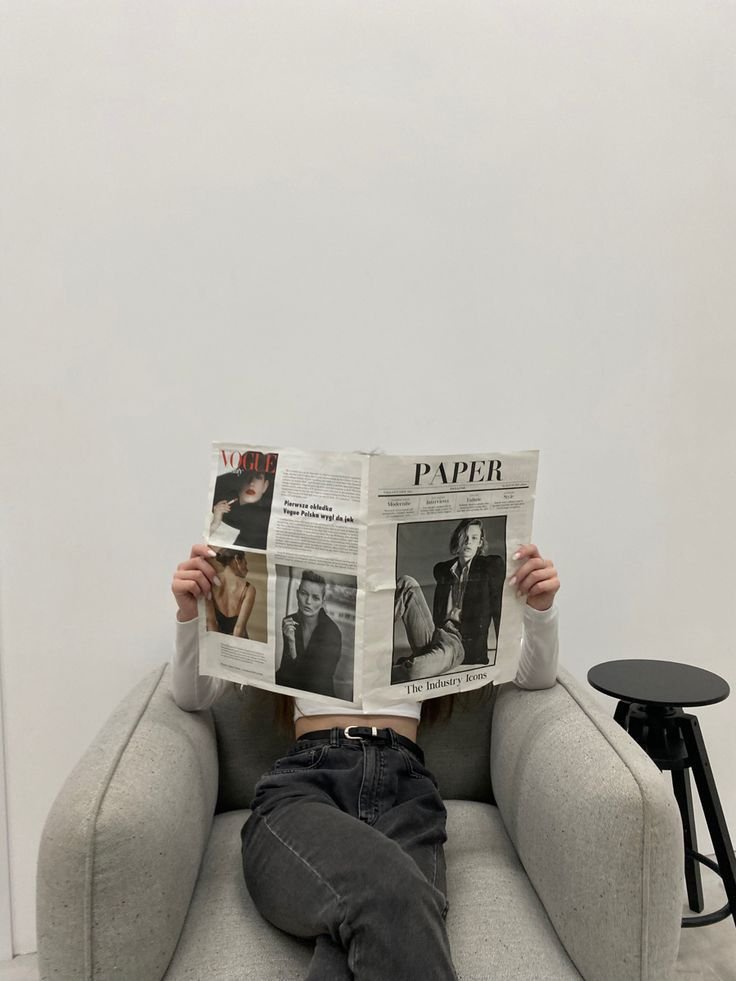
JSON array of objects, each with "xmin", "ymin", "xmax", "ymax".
[{"xmin": 37, "ymin": 665, "xmax": 684, "ymax": 980}]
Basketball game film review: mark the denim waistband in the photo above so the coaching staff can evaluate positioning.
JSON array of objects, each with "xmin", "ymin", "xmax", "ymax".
[{"xmin": 296, "ymin": 726, "xmax": 424, "ymax": 764}]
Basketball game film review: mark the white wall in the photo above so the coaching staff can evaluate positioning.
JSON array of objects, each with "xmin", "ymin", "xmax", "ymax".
[{"xmin": 1, "ymin": 0, "xmax": 734, "ymax": 955}]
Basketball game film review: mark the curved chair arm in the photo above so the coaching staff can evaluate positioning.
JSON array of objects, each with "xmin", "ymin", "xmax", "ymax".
[
  {"xmin": 37, "ymin": 665, "xmax": 219, "ymax": 981},
  {"xmin": 491, "ymin": 666, "xmax": 683, "ymax": 981}
]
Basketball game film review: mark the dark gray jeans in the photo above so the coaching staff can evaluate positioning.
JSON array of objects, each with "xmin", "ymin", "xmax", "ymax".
[{"xmin": 241, "ymin": 726, "xmax": 457, "ymax": 981}]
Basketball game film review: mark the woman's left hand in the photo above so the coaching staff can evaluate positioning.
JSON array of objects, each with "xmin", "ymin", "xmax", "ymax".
[{"xmin": 509, "ymin": 544, "xmax": 560, "ymax": 612}]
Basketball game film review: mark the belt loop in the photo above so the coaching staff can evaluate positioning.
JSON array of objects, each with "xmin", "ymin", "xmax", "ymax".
[
  {"xmin": 388, "ymin": 729, "xmax": 399, "ymax": 751},
  {"xmin": 329, "ymin": 727, "xmax": 341, "ymax": 748}
]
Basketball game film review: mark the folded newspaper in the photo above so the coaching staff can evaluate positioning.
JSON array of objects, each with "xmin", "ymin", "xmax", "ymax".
[{"xmin": 198, "ymin": 444, "xmax": 539, "ymax": 710}]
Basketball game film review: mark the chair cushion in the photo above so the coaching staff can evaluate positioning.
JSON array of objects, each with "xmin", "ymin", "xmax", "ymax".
[
  {"xmin": 211, "ymin": 687, "xmax": 296, "ymax": 815},
  {"xmin": 446, "ymin": 801, "xmax": 582, "ymax": 980},
  {"xmin": 162, "ymin": 810, "xmax": 313, "ymax": 980},
  {"xmin": 421, "ymin": 690, "xmax": 497, "ymax": 804},
  {"xmin": 163, "ymin": 801, "xmax": 580, "ymax": 980}
]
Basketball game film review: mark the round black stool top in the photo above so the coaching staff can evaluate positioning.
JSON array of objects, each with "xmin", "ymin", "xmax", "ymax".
[{"xmin": 588, "ymin": 659, "xmax": 730, "ymax": 707}]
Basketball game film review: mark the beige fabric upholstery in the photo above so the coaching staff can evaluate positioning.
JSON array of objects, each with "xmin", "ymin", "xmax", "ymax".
[
  {"xmin": 492, "ymin": 668, "xmax": 684, "ymax": 981},
  {"xmin": 37, "ymin": 664, "xmax": 683, "ymax": 980},
  {"xmin": 162, "ymin": 804, "xmax": 584, "ymax": 981},
  {"xmin": 37, "ymin": 666, "xmax": 218, "ymax": 980}
]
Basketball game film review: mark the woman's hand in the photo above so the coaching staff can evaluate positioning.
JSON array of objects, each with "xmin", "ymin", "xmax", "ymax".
[
  {"xmin": 172, "ymin": 544, "xmax": 221, "ymax": 622},
  {"xmin": 210, "ymin": 498, "xmax": 235, "ymax": 533},
  {"xmin": 509, "ymin": 544, "xmax": 560, "ymax": 612},
  {"xmin": 282, "ymin": 616, "xmax": 298, "ymax": 659}
]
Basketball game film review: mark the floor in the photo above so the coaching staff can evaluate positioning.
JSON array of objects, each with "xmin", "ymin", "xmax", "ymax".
[
  {"xmin": 1, "ymin": 864, "xmax": 734, "ymax": 980},
  {"xmin": 675, "ymin": 858, "xmax": 736, "ymax": 980}
]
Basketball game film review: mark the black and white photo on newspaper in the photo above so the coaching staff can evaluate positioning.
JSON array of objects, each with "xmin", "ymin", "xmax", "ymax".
[
  {"xmin": 390, "ymin": 515, "xmax": 507, "ymax": 683},
  {"xmin": 360, "ymin": 449, "xmax": 538, "ymax": 711},
  {"xmin": 197, "ymin": 443, "xmax": 538, "ymax": 710},
  {"xmin": 273, "ymin": 564, "xmax": 358, "ymax": 703}
]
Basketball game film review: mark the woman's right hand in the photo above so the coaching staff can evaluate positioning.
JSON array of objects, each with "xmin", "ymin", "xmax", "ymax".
[
  {"xmin": 282, "ymin": 616, "xmax": 298, "ymax": 659},
  {"xmin": 210, "ymin": 498, "xmax": 235, "ymax": 533},
  {"xmin": 172, "ymin": 544, "xmax": 220, "ymax": 622}
]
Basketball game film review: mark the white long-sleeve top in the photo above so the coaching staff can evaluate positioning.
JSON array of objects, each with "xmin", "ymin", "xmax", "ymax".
[{"xmin": 171, "ymin": 603, "xmax": 559, "ymax": 718}]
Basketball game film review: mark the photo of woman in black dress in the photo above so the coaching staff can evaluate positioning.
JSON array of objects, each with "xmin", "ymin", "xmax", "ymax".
[{"xmin": 204, "ymin": 549, "xmax": 267, "ymax": 642}]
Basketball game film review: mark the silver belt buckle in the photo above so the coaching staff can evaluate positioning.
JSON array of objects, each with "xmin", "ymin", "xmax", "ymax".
[{"xmin": 344, "ymin": 725, "xmax": 378, "ymax": 739}]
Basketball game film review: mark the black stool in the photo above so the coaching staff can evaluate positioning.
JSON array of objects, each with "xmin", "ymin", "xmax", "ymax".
[{"xmin": 588, "ymin": 659, "xmax": 735, "ymax": 928}]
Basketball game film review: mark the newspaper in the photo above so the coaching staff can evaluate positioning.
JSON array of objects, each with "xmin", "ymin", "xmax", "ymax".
[{"xmin": 198, "ymin": 443, "xmax": 538, "ymax": 708}]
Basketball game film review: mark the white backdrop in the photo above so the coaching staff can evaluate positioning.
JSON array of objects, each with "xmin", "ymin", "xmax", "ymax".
[{"xmin": 1, "ymin": 0, "xmax": 735, "ymax": 955}]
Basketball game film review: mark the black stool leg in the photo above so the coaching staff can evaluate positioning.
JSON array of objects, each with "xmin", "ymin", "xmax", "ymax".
[
  {"xmin": 626, "ymin": 711, "xmax": 646, "ymax": 747},
  {"xmin": 671, "ymin": 767, "xmax": 704, "ymax": 913},
  {"xmin": 678, "ymin": 713, "xmax": 736, "ymax": 927},
  {"xmin": 614, "ymin": 700, "xmax": 631, "ymax": 728}
]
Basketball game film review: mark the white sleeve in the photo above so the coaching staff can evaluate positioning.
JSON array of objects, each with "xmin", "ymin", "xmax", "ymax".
[
  {"xmin": 513, "ymin": 603, "xmax": 559, "ymax": 690},
  {"xmin": 171, "ymin": 617, "xmax": 229, "ymax": 711}
]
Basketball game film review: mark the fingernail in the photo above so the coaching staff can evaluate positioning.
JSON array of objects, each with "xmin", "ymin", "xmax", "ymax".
[
  {"xmin": 207, "ymin": 549, "xmax": 217, "ymax": 557},
  {"xmin": 517, "ymin": 590, "xmax": 524, "ymax": 600},
  {"xmin": 508, "ymin": 576, "xmax": 517, "ymax": 585},
  {"xmin": 513, "ymin": 551, "xmax": 522, "ymax": 560},
  {"xmin": 214, "ymin": 576, "xmax": 222, "ymax": 586}
]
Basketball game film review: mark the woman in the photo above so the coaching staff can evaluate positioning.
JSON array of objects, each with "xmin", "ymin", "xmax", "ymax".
[
  {"xmin": 393, "ymin": 518, "xmax": 505, "ymax": 681},
  {"xmin": 210, "ymin": 468, "xmax": 273, "ymax": 550},
  {"xmin": 204, "ymin": 549, "xmax": 256, "ymax": 639},
  {"xmin": 432, "ymin": 518, "xmax": 505, "ymax": 663},
  {"xmin": 171, "ymin": 541, "xmax": 560, "ymax": 980},
  {"xmin": 275, "ymin": 570, "xmax": 343, "ymax": 698}
]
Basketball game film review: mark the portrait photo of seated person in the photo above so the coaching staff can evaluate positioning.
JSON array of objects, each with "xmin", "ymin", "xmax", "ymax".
[
  {"xmin": 275, "ymin": 568, "xmax": 355, "ymax": 699},
  {"xmin": 392, "ymin": 517, "xmax": 506, "ymax": 683}
]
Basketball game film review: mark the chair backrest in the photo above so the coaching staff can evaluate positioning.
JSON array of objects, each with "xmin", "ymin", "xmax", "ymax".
[{"xmin": 211, "ymin": 684, "xmax": 498, "ymax": 812}]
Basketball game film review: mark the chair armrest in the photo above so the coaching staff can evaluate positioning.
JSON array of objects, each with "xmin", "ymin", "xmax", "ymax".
[
  {"xmin": 37, "ymin": 664, "xmax": 219, "ymax": 981},
  {"xmin": 491, "ymin": 665, "xmax": 683, "ymax": 981}
]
